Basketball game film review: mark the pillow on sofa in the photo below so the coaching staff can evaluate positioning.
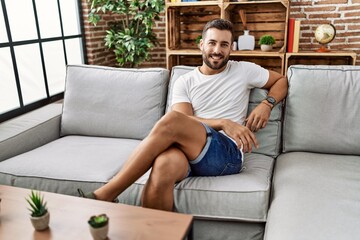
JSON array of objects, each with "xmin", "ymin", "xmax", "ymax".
[
  {"xmin": 283, "ymin": 65, "xmax": 360, "ymax": 155},
  {"xmin": 61, "ymin": 65, "xmax": 169, "ymax": 139},
  {"xmin": 167, "ymin": 65, "xmax": 283, "ymax": 157}
]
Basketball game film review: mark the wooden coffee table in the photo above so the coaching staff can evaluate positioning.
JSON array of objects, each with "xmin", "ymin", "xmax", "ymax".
[{"xmin": 0, "ymin": 185, "xmax": 193, "ymax": 239}]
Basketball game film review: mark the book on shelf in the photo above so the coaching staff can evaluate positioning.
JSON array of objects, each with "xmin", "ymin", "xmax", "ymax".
[
  {"xmin": 292, "ymin": 20, "xmax": 301, "ymax": 53},
  {"xmin": 287, "ymin": 18, "xmax": 295, "ymax": 52},
  {"xmin": 287, "ymin": 19, "xmax": 301, "ymax": 53}
]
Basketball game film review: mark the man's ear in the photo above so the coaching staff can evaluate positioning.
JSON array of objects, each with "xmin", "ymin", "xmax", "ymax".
[{"xmin": 199, "ymin": 38, "xmax": 204, "ymax": 50}]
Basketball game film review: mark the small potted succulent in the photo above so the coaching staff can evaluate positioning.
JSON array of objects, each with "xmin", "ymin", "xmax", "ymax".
[
  {"xmin": 26, "ymin": 190, "xmax": 50, "ymax": 231},
  {"xmin": 259, "ymin": 35, "xmax": 276, "ymax": 51},
  {"xmin": 88, "ymin": 213, "xmax": 109, "ymax": 240}
]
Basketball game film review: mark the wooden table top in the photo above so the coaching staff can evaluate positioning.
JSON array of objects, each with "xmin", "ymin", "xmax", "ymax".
[{"xmin": 0, "ymin": 185, "xmax": 193, "ymax": 240}]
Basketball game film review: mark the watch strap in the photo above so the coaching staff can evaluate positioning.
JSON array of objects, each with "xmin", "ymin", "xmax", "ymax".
[{"xmin": 261, "ymin": 100, "xmax": 273, "ymax": 109}]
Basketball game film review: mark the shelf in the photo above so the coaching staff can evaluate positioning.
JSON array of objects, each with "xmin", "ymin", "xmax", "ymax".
[
  {"xmin": 166, "ymin": 0, "xmax": 289, "ymax": 5},
  {"xmin": 284, "ymin": 51, "xmax": 357, "ymax": 75},
  {"xmin": 224, "ymin": 0, "xmax": 289, "ymax": 8},
  {"xmin": 167, "ymin": 50, "xmax": 285, "ymax": 73},
  {"xmin": 286, "ymin": 51, "xmax": 357, "ymax": 58},
  {"xmin": 167, "ymin": 49, "xmax": 285, "ymax": 57},
  {"xmin": 166, "ymin": 1, "xmax": 220, "ymax": 7},
  {"xmin": 165, "ymin": 0, "xmax": 290, "ymax": 73}
]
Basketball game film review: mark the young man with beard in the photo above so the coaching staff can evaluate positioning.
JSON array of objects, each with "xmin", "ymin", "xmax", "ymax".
[{"xmin": 78, "ymin": 19, "xmax": 288, "ymax": 211}]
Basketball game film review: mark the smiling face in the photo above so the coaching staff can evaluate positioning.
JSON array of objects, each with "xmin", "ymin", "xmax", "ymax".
[{"xmin": 199, "ymin": 28, "xmax": 233, "ymax": 75}]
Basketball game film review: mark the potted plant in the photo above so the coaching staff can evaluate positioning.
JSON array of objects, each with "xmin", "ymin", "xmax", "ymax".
[
  {"xmin": 88, "ymin": 213, "xmax": 109, "ymax": 240},
  {"xmin": 259, "ymin": 35, "xmax": 276, "ymax": 51},
  {"xmin": 88, "ymin": 0, "xmax": 164, "ymax": 68},
  {"xmin": 26, "ymin": 190, "xmax": 50, "ymax": 231},
  {"xmin": 195, "ymin": 35, "xmax": 202, "ymax": 48}
]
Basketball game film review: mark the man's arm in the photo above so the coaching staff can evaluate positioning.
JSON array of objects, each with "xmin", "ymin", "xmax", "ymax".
[
  {"xmin": 245, "ymin": 70, "xmax": 288, "ymax": 132},
  {"xmin": 172, "ymin": 103, "xmax": 258, "ymax": 153}
]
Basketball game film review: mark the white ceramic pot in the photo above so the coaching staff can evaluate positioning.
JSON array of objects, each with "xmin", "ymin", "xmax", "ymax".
[
  {"xmin": 261, "ymin": 44, "xmax": 273, "ymax": 51},
  {"xmin": 89, "ymin": 224, "xmax": 109, "ymax": 240},
  {"xmin": 30, "ymin": 211, "xmax": 50, "ymax": 231}
]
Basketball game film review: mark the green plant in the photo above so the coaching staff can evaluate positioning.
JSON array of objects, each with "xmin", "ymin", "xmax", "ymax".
[
  {"xmin": 258, "ymin": 35, "xmax": 276, "ymax": 45},
  {"xmin": 88, "ymin": 214, "xmax": 109, "ymax": 228},
  {"xmin": 195, "ymin": 35, "xmax": 202, "ymax": 45},
  {"xmin": 26, "ymin": 190, "xmax": 48, "ymax": 217},
  {"xmin": 88, "ymin": 0, "xmax": 165, "ymax": 67}
]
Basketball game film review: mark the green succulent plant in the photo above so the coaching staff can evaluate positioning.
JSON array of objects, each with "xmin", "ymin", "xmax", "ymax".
[
  {"xmin": 26, "ymin": 190, "xmax": 48, "ymax": 217},
  {"xmin": 258, "ymin": 35, "xmax": 276, "ymax": 45},
  {"xmin": 88, "ymin": 214, "xmax": 109, "ymax": 228}
]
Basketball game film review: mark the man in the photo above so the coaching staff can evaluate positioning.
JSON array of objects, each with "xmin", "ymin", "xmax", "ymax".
[{"xmin": 78, "ymin": 19, "xmax": 288, "ymax": 211}]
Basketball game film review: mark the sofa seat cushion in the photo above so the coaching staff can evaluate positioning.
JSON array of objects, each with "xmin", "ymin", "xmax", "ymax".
[
  {"xmin": 0, "ymin": 135, "xmax": 141, "ymax": 195},
  {"xmin": 61, "ymin": 65, "xmax": 169, "ymax": 140},
  {"xmin": 265, "ymin": 152, "xmax": 360, "ymax": 240},
  {"xmin": 119, "ymin": 153, "xmax": 275, "ymax": 222}
]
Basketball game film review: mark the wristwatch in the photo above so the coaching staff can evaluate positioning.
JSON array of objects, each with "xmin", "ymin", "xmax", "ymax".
[{"xmin": 265, "ymin": 96, "xmax": 276, "ymax": 108}]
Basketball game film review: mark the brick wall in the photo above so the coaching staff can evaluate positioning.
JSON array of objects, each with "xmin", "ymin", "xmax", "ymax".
[{"xmin": 81, "ymin": 0, "xmax": 360, "ymax": 67}]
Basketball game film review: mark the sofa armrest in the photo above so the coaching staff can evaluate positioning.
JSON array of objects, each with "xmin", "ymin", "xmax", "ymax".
[{"xmin": 0, "ymin": 103, "xmax": 63, "ymax": 162}]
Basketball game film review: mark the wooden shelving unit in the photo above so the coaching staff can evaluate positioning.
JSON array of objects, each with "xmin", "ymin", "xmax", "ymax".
[
  {"xmin": 165, "ymin": 1, "xmax": 356, "ymax": 75},
  {"xmin": 165, "ymin": 0, "xmax": 290, "ymax": 74},
  {"xmin": 285, "ymin": 51, "xmax": 357, "ymax": 74}
]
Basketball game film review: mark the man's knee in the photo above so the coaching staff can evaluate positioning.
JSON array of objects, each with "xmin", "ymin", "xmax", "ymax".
[
  {"xmin": 160, "ymin": 111, "xmax": 185, "ymax": 127},
  {"xmin": 152, "ymin": 111, "xmax": 186, "ymax": 138},
  {"xmin": 150, "ymin": 150, "xmax": 188, "ymax": 185}
]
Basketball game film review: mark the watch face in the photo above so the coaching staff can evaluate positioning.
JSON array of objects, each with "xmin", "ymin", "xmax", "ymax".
[{"xmin": 266, "ymin": 96, "xmax": 276, "ymax": 105}]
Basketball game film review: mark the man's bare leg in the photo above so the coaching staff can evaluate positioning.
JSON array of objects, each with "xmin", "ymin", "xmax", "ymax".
[
  {"xmin": 141, "ymin": 147, "xmax": 189, "ymax": 211},
  {"xmin": 93, "ymin": 111, "xmax": 206, "ymax": 201}
]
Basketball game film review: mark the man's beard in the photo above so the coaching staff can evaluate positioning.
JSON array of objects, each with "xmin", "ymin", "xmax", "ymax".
[{"xmin": 202, "ymin": 52, "xmax": 229, "ymax": 70}]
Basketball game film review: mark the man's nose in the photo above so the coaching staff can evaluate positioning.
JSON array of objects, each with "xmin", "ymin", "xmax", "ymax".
[{"xmin": 213, "ymin": 44, "xmax": 221, "ymax": 53}]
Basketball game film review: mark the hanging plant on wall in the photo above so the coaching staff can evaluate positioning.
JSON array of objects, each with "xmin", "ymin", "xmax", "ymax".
[{"xmin": 88, "ymin": 0, "xmax": 165, "ymax": 67}]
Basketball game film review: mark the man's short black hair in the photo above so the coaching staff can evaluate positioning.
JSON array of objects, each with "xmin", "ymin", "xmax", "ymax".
[{"xmin": 202, "ymin": 19, "xmax": 234, "ymax": 42}]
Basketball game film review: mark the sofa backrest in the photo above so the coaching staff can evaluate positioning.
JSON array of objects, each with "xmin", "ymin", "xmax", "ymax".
[
  {"xmin": 283, "ymin": 65, "xmax": 360, "ymax": 155},
  {"xmin": 61, "ymin": 65, "xmax": 169, "ymax": 140},
  {"xmin": 166, "ymin": 65, "xmax": 283, "ymax": 157}
]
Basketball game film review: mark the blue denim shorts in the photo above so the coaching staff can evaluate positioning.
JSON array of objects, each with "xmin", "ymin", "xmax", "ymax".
[{"xmin": 188, "ymin": 124, "xmax": 244, "ymax": 177}]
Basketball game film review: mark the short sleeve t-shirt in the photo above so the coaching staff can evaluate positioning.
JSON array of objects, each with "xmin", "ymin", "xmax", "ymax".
[{"xmin": 171, "ymin": 60, "xmax": 269, "ymax": 126}]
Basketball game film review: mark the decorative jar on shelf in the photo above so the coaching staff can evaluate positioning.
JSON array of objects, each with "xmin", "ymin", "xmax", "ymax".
[{"xmin": 238, "ymin": 30, "xmax": 255, "ymax": 51}]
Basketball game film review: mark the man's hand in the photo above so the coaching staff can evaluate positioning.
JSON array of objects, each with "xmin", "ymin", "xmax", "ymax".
[
  {"xmin": 221, "ymin": 119, "xmax": 259, "ymax": 153},
  {"xmin": 245, "ymin": 102, "xmax": 271, "ymax": 132}
]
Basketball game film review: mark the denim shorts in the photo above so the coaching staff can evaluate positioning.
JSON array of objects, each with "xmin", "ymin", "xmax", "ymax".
[{"xmin": 188, "ymin": 123, "xmax": 244, "ymax": 177}]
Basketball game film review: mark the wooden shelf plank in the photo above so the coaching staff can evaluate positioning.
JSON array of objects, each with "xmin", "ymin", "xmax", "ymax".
[
  {"xmin": 166, "ymin": 1, "xmax": 220, "ymax": 7},
  {"xmin": 284, "ymin": 51, "xmax": 357, "ymax": 75},
  {"xmin": 167, "ymin": 49, "xmax": 285, "ymax": 57},
  {"xmin": 286, "ymin": 51, "xmax": 357, "ymax": 58}
]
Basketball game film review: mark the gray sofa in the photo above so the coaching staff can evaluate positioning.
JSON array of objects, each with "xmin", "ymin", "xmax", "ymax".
[{"xmin": 0, "ymin": 64, "xmax": 359, "ymax": 240}]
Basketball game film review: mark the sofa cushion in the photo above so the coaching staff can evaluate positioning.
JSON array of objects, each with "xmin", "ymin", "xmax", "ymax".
[
  {"xmin": 0, "ymin": 135, "xmax": 141, "ymax": 195},
  {"xmin": 265, "ymin": 152, "xmax": 360, "ymax": 240},
  {"xmin": 283, "ymin": 65, "xmax": 360, "ymax": 154},
  {"xmin": 119, "ymin": 153, "xmax": 274, "ymax": 222},
  {"xmin": 61, "ymin": 65, "xmax": 169, "ymax": 139},
  {"xmin": 167, "ymin": 65, "xmax": 283, "ymax": 157}
]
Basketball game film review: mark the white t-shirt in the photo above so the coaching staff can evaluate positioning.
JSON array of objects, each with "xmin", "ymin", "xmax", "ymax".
[{"xmin": 171, "ymin": 61, "xmax": 269, "ymax": 126}]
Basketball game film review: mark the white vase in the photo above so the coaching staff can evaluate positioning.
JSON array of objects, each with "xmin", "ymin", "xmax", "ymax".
[
  {"xmin": 238, "ymin": 30, "xmax": 255, "ymax": 50},
  {"xmin": 261, "ymin": 44, "xmax": 273, "ymax": 51},
  {"xmin": 89, "ymin": 224, "xmax": 109, "ymax": 240},
  {"xmin": 30, "ymin": 211, "xmax": 50, "ymax": 231}
]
